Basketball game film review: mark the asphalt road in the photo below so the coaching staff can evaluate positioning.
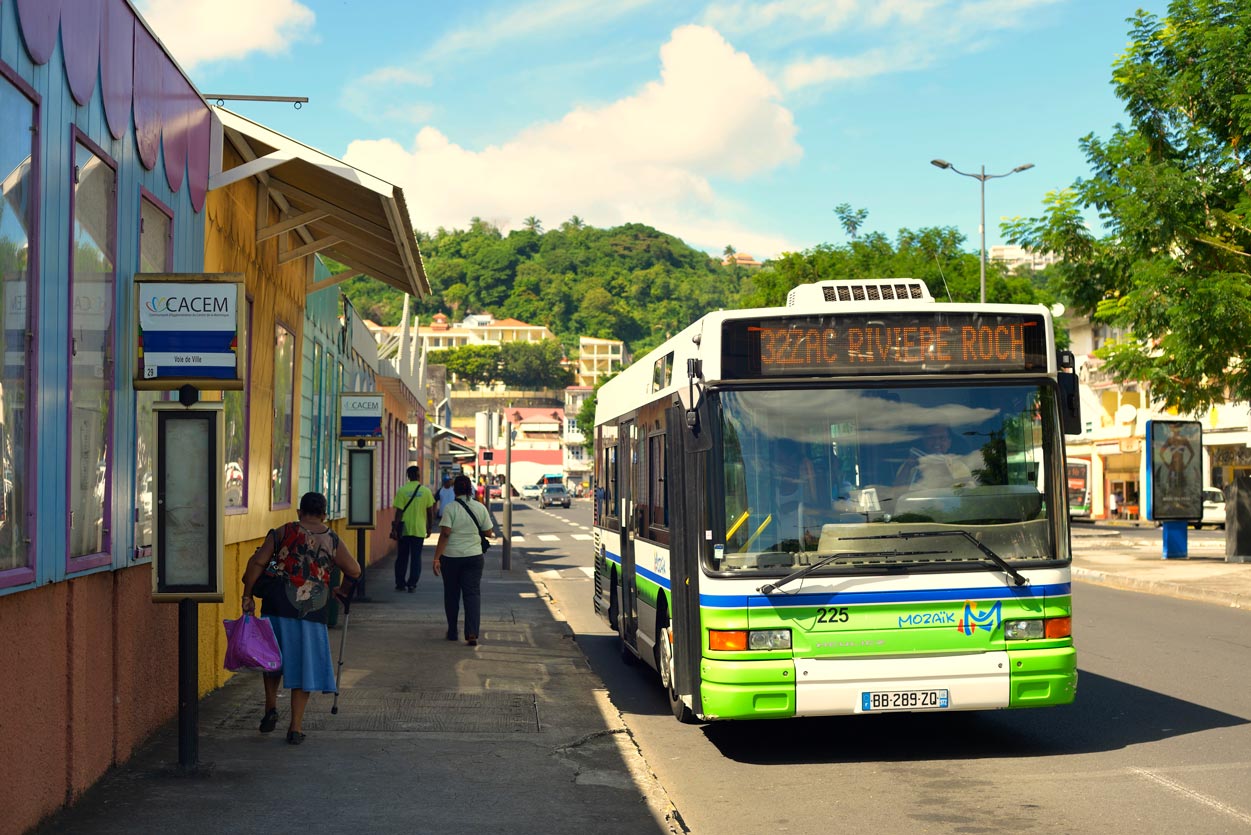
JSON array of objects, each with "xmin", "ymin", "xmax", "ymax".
[{"xmin": 510, "ymin": 500, "xmax": 1251, "ymax": 834}]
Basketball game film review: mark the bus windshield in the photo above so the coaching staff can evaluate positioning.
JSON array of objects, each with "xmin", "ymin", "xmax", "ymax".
[{"xmin": 713, "ymin": 383, "xmax": 1065, "ymax": 574}]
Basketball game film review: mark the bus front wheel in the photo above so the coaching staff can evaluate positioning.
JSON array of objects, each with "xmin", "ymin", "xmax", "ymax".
[{"xmin": 656, "ymin": 604, "xmax": 697, "ymax": 724}]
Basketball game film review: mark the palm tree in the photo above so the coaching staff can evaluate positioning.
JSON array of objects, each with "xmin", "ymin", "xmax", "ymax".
[
  {"xmin": 523, "ymin": 216, "xmax": 543, "ymax": 233},
  {"xmin": 834, "ymin": 203, "xmax": 869, "ymax": 240},
  {"xmin": 561, "ymin": 215, "xmax": 586, "ymax": 232},
  {"xmin": 723, "ymin": 244, "xmax": 736, "ymax": 265}
]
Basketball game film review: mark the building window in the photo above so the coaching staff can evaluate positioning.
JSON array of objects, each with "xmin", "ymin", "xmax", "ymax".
[
  {"xmin": 0, "ymin": 71, "xmax": 37, "ymax": 581},
  {"xmin": 272, "ymin": 322, "xmax": 295, "ymax": 507},
  {"xmin": 134, "ymin": 193, "xmax": 172, "ymax": 554},
  {"xmin": 69, "ymin": 139, "xmax": 116, "ymax": 564},
  {"xmin": 223, "ymin": 297, "xmax": 251, "ymax": 511}
]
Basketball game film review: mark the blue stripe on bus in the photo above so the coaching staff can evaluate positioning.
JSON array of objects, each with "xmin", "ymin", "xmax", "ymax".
[
  {"xmin": 603, "ymin": 549, "xmax": 1069, "ymax": 607},
  {"xmin": 604, "ymin": 550, "xmax": 671, "ymax": 590},
  {"xmin": 706, "ymin": 583, "xmax": 1070, "ymax": 609}
]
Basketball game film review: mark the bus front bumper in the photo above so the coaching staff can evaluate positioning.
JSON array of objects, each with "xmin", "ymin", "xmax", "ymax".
[{"xmin": 698, "ymin": 646, "xmax": 1076, "ymax": 720}]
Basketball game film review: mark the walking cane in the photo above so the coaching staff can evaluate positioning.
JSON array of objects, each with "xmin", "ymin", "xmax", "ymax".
[{"xmin": 331, "ymin": 581, "xmax": 354, "ymax": 715}]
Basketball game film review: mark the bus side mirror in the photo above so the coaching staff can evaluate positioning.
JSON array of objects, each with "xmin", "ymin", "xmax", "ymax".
[{"xmin": 1057, "ymin": 351, "xmax": 1081, "ymax": 436}]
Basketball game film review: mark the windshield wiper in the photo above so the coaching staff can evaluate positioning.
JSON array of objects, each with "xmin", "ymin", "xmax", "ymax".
[
  {"xmin": 842, "ymin": 530, "xmax": 1029, "ymax": 587},
  {"xmin": 758, "ymin": 547, "xmax": 950, "ymax": 595}
]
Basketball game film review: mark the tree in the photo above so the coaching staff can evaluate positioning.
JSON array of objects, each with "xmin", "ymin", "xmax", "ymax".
[
  {"xmin": 723, "ymin": 244, "xmax": 736, "ymax": 262},
  {"xmin": 523, "ymin": 216, "xmax": 543, "ymax": 233},
  {"xmin": 498, "ymin": 340, "xmax": 574, "ymax": 390},
  {"xmin": 1004, "ymin": 2, "xmax": 1251, "ymax": 412},
  {"xmin": 834, "ymin": 203, "xmax": 869, "ymax": 240},
  {"xmin": 428, "ymin": 344, "xmax": 501, "ymax": 389}
]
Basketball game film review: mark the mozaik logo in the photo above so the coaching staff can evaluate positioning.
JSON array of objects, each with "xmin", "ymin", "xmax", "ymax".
[{"xmin": 958, "ymin": 600, "xmax": 1002, "ymax": 636}]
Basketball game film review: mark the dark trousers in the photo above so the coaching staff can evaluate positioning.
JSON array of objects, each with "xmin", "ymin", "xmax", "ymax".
[
  {"xmin": 440, "ymin": 554, "xmax": 484, "ymax": 639},
  {"xmin": 394, "ymin": 536, "xmax": 425, "ymax": 588}
]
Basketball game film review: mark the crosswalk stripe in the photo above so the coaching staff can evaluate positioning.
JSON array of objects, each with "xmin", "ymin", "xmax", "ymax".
[
  {"xmin": 572, "ymin": 534, "xmax": 592, "ymax": 541},
  {"xmin": 538, "ymin": 534, "xmax": 560, "ymax": 541}
]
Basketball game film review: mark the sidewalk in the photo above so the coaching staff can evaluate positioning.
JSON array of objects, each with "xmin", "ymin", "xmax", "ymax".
[
  {"xmin": 33, "ymin": 552, "xmax": 680, "ymax": 835},
  {"xmin": 1071, "ymin": 525, "xmax": 1251, "ymax": 609}
]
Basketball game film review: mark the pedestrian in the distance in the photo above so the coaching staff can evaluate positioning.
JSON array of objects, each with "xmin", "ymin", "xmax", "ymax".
[
  {"xmin": 435, "ymin": 475, "xmax": 456, "ymax": 523},
  {"xmin": 241, "ymin": 491, "xmax": 359, "ymax": 745},
  {"xmin": 392, "ymin": 465, "xmax": 435, "ymax": 592},
  {"xmin": 432, "ymin": 474, "xmax": 494, "ymax": 646}
]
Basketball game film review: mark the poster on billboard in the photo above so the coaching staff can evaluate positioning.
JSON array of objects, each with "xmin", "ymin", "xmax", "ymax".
[
  {"xmin": 340, "ymin": 392, "xmax": 384, "ymax": 440},
  {"xmin": 151, "ymin": 403, "xmax": 225, "ymax": 601},
  {"xmin": 135, "ymin": 274, "xmax": 244, "ymax": 390},
  {"xmin": 1146, "ymin": 419, "xmax": 1202, "ymax": 521}
]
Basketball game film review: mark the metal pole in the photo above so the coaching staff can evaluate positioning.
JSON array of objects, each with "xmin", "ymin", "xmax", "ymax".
[
  {"xmin": 979, "ymin": 165, "xmax": 987, "ymax": 304},
  {"xmin": 177, "ymin": 598, "xmax": 198, "ymax": 771},
  {"xmin": 356, "ymin": 528, "xmax": 368, "ymax": 600},
  {"xmin": 502, "ymin": 421, "xmax": 513, "ymax": 570}
]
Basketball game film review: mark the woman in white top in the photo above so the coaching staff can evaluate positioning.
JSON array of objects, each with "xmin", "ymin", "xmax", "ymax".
[{"xmin": 433, "ymin": 475, "xmax": 494, "ymax": 645}]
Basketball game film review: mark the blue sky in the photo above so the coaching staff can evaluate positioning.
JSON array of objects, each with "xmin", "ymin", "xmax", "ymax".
[{"xmin": 139, "ymin": 0, "xmax": 1167, "ymax": 259}]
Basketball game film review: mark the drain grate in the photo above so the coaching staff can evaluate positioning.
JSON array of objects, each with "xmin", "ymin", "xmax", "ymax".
[{"xmin": 216, "ymin": 689, "xmax": 539, "ymax": 733}]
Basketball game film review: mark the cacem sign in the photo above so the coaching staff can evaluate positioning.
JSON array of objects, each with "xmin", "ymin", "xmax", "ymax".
[{"xmin": 340, "ymin": 392, "xmax": 384, "ymax": 440}]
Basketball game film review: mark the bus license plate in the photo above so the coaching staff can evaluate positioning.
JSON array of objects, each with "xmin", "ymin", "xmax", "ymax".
[{"xmin": 861, "ymin": 689, "xmax": 949, "ymax": 712}]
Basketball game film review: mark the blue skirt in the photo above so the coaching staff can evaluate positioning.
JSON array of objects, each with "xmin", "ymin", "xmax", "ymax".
[{"xmin": 263, "ymin": 615, "xmax": 337, "ymax": 693}]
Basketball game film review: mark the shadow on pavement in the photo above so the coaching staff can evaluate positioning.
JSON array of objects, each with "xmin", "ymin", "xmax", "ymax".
[{"xmin": 702, "ymin": 670, "xmax": 1248, "ymax": 764}]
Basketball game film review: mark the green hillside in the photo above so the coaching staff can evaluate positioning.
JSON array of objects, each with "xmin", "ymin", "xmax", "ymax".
[{"xmin": 337, "ymin": 216, "xmax": 1060, "ymax": 357}]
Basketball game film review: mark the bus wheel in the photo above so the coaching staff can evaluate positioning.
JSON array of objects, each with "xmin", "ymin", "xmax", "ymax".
[{"xmin": 656, "ymin": 607, "xmax": 697, "ymax": 724}]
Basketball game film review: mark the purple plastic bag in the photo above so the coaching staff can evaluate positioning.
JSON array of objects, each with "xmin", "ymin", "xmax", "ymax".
[{"xmin": 223, "ymin": 614, "xmax": 283, "ymax": 673}]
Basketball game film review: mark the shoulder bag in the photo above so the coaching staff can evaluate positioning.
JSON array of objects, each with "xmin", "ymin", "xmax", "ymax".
[{"xmin": 455, "ymin": 497, "xmax": 492, "ymax": 554}]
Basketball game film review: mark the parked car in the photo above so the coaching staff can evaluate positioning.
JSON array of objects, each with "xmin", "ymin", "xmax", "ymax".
[
  {"xmin": 519, "ymin": 483, "xmax": 542, "ymax": 500},
  {"xmin": 540, "ymin": 485, "xmax": 571, "ymax": 508},
  {"xmin": 1199, "ymin": 487, "xmax": 1226, "ymax": 529},
  {"xmin": 489, "ymin": 484, "xmax": 502, "ymax": 499}
]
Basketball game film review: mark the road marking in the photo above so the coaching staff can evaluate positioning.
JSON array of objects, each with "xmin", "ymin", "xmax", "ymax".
[
  {"xmin": 511, "ymin": 535, "xmax": 526, "ymax": 542},
  {"xmin": 572, "ymin": 534, "xmax": 592, "ymax": 541},
  {"xmin": 538, "ymin": 534, "xmax": 560, "ymax": 542},
  {"xmin": 1131, "ymin": 767, "xmax": 1251, "ymax": 825}
]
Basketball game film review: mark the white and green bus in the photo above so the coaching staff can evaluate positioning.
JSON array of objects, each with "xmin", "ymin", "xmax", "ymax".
[{"xmin": 591, "ymin": 279, "xmax": 1080, "ymax": 723}]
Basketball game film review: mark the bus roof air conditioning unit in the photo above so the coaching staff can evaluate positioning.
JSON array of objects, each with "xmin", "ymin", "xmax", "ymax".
[{"xmin": 786, "ymin": 279, "xmax": 933, "ymax": 307}]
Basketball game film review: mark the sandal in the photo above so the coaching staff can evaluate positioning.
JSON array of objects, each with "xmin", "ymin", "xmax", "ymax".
[
  {"xmin": 259, "ymin": 708, "xmax": 278, "ymax": 733},
  {"xmin": 286, "ymin": 730, "xmax": 306, "ymax": 745}
]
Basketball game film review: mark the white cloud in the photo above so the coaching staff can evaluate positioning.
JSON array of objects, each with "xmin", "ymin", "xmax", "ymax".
[
  {"xmin": 136, "ymin": 0, "xmax": 315, "ymax": 69},
  {"xmin": 703, "ymin": 0, "xmax": 1063, "ymax": 90},
  {"xmin": 343, "ymin": 26, "xmax": 803, "ymax": 257},
  {"xmin": 340, "ymin": 66, "xmax": 434, "ymax": 126},
  {"xmin": 426, "ymin": 0, "xmax": 659, "ymax": 63}
]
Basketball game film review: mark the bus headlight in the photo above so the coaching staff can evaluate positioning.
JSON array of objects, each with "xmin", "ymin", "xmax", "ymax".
[
  {"xmin": 748, "ymin": 629, "xmax": 792, "ymax": 650},
  {"xmin": 1004, "ymin": 620, "xmax": 1044, "ymax": 640}
]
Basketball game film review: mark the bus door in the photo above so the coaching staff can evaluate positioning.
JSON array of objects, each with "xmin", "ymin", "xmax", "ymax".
[
  {"xmin": 619, "ymin": 419, "xmax": 639, "ymax": 645},
  {"xmin": 666, "ymin": 404, "xmax": 707, "ymax": 716}
]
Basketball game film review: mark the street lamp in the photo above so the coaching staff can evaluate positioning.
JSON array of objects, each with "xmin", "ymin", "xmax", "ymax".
[{"xmin": 930, "ymin": 159, "xmax": 1034, "ymax": 304}]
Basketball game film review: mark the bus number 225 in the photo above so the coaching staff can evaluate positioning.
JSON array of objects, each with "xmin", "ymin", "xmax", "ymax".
[{"xmin": 815, "ymin": 606, "xmax": 849, "ymax": 623}]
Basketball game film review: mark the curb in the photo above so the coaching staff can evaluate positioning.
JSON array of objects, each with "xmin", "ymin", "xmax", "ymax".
[
  {"xmin": 526, "ymin": 568, "xmax": 688, "ymax": 835},
  {"xmin": 1072, "ymin": 566, "xmax": 1249, "ymax": 610}
]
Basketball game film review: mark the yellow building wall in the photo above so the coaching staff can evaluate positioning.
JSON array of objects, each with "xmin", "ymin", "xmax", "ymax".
[{"xmin": 193, "ymin": 145, "xmax": 332, "ymax": 694}]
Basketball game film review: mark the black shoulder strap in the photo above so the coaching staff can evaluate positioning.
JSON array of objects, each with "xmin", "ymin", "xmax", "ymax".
[
  {"xmin": 399, "ymin": 485, "xmax": 421, "ymax": 515},
  {"xmin": 455, "ymin": 497, "xmax": 489, "ymax": 532}
]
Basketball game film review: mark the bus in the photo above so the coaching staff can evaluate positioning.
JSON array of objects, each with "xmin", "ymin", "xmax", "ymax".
[
  {"xmin": 591, "ymin": 279, "xmax": 1080, "ymax": 723},
  {"xmin": 1067, "ymin": 458, "xmax": 1091, "ymax": 519}
]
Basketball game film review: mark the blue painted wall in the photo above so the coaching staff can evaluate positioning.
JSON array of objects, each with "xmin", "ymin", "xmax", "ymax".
[{"xmin": 1, "ymin": 0, "xmax": 205, "ymax": 594}]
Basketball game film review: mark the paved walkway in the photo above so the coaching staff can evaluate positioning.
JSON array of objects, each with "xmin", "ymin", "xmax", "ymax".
[
  {"xmin": 34, "ymin": 552, "xmax": 679, "ymax": 835},
  {"xmin": 31, "ymin": 523, "xmax": 1251, "ymax": 834}
]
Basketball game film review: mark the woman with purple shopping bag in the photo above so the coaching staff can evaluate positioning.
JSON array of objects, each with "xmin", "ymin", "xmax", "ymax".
[{"xmin": 241, "ymin": 492, "xmax": 360, "ymax": 744}]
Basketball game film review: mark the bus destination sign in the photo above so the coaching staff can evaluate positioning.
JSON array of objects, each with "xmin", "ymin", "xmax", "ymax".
[{"xmin": 722, "ymin": 312, "xmax": 1048, "ymax": 378}]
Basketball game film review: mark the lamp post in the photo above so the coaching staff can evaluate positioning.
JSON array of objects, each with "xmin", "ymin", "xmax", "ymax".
[{"xmin": 930, "ymin": 159, "xmax": 1034, "ymax": 303}]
